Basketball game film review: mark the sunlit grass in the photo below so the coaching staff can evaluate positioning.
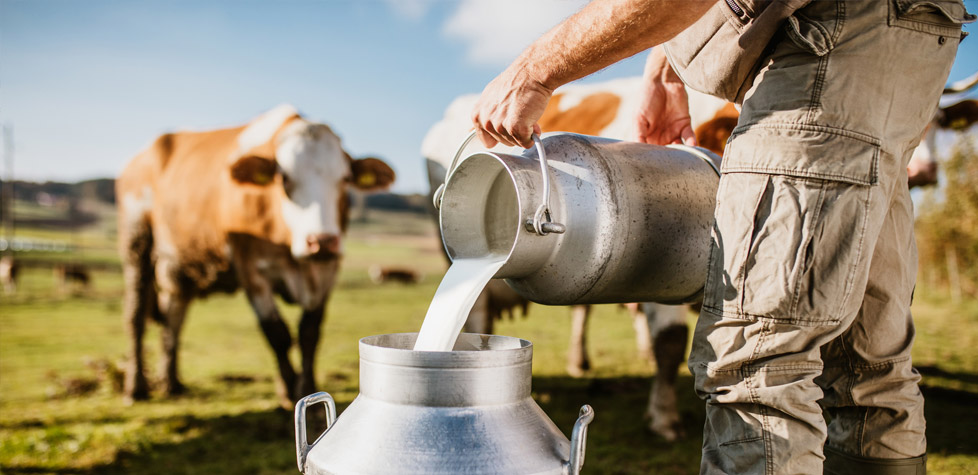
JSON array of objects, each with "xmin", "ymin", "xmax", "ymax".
[{"xmin": 1, "ymin": 211, "xmax": 977, "ymax": 474}]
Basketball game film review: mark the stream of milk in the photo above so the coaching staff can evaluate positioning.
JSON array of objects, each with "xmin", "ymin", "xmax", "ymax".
[{"xmin": 413, "ymin": 255, "xmax": 508, "ymax": 351}]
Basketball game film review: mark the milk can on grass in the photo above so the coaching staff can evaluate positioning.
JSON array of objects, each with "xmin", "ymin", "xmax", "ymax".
[
  {"xmin": 434, "ymin": 132, "xmax": 722, "ymax": 306},
  {"xmin": 294, "ymin": 333, "xmax": 594, "ymax": 474}
]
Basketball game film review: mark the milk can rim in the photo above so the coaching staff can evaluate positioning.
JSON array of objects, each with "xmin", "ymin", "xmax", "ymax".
[{"xmin": 358, "ymin": 333, "xmax": 533, "ymax": 368}]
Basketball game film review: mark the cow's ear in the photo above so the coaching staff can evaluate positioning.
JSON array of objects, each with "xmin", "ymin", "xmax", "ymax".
[
  {"xmin": 229, "ymin": 155, "xmax": 278, "ymax": 186},
  {"xmin": 351, "ymin": 157, "xmax": 396, "ymax": 191}
]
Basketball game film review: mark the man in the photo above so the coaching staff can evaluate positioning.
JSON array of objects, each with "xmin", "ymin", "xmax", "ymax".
[{"xmin": 471, "ymin": 0, "xmax": 972, "ymax": 473}]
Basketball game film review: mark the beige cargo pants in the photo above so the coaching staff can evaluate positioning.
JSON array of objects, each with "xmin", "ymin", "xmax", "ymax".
[{"xmin": 688, "ymin": 1, "xmax": 970, "ymax": 473}]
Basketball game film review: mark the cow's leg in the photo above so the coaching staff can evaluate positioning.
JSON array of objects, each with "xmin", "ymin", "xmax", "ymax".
[
  {"xmin": 462, "ymin": 288, "xmax": 494, "ymax": 334},
  {"xmin": 120, "ymin": 222, "xmax": 154, "ymax": 403},
  {"xmin": 566, "ymin": 304, "xmax": 591, "ymax": 377},
  {"xmin": 246, "ymin": 288, "xmax": 297, "ymax": 408},
  {"xmin": 644, "ymin": 303, "xmax": 689, "ymax": 441},
  {"xmin": 157, "ymin": 288, "xmax": 189, "ymax": 396},
  {"xmin": 626, "ymin": 303, "xmax": 653, "ymax": 362},
  {"xmin": 297, "ymin": 302, "xmax": 327, "ymax": 399}
]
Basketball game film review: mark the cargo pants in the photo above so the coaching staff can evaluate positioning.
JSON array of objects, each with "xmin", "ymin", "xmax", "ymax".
[{"xmin": 687, "ymin": 1, "xmax": 971, "ymax": 473}]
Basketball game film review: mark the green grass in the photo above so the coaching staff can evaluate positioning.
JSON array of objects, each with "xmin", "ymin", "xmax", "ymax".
[{"xmin": 2, "ymin": 211, "xmax": 978, "ymax": 474}]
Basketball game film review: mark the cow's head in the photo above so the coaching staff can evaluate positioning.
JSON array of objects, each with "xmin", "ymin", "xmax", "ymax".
[
  {"xmin": 229, "ymin": 105, "xmax": 395, "ymax": 259},
  {"xmin": 908, "ymin": 98, "xmax": 978, "ymax": 188}
]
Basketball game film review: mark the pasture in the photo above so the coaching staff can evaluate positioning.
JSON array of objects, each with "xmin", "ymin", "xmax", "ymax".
[{"xmin": 1, "ymin": 207, "xmax": 977, "ymax": 474}]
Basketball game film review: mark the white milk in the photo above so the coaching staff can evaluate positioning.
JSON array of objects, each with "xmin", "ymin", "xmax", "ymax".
[{"xmin": 413, "ymin": 255, "xmax": 507, "ymax": 351}]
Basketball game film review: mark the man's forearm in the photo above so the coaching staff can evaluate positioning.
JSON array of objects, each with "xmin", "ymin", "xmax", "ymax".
[{"xmin": 518, "ymin": 0, "xmax": 714, "ymax": 91}]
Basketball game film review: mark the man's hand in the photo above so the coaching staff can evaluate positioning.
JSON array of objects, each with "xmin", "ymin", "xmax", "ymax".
[
  {"xmin": 470, "ymin": 0, "xmax": 713, "ymax": 150},
  {"xmin": 471, "ymin": 64, "xmax": 551, "ymax": 149},
  {"xmin": 634, "ymin": 48, "xmax": 697, "ymax": 147}
]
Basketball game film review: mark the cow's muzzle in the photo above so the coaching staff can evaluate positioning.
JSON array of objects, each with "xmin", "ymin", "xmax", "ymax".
[{"xmin": 306, "ymin": 233, "xmax": 341, "ymax": 258}]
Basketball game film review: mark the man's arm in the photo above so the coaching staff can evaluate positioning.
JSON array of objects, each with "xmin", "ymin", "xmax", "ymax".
[
  {"xmin": 472, "ymin": 0, "xmax": 714, "ymax": 148},
  {"xmin": 634, "ymin": 47, "xmax": 697, "ymax": 146}
]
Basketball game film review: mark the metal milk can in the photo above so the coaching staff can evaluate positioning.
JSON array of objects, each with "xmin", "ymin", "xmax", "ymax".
[
  {"xmin": 294, "ymin": 333, "xmax": 594, "ymax": 475},
  {"xmin": 434, "ymin": 132, "xmax": 721, "ymax": 305}
]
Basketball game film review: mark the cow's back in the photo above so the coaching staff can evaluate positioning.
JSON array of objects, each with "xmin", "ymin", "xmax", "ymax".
[
  {"xmin": 422, "ymin": 78, "xmax": 732, "ymax": 170},
  {"xmin": 117, "ymin": 126, "xmax": 260, "ymax": 292}
]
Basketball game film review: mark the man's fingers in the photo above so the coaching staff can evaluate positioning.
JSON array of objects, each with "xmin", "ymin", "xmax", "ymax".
[
  {"xmin": 485, "ymin": 120, "xmax": 515, "ymax": 148},
  {"xmin": 475, "ymin": 122, "xmax": 499, "ymax": 148},
  {"xmin": 510, "ymin": 122, "xmax": 535, "ymax": 149},
  {"xmin": 634, "ymin": 117, "xmax": 652, "ymax": 144},
  {"xmin": 680, "ymin": 126, "xmax": 698, "ymax": 147}
]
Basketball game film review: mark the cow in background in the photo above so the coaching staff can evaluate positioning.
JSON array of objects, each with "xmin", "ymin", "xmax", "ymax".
[
  {"xmin": 117, "ymin": 105, "xmax": 395, "ymax": 406},
  {"xmin": 908, "ymin": 72, "xmax": 978, "ymax": 187},
  {"xmin": 54, "ymin": 262, "xmax": 92, "ymax": 292},
  {"xmin": 0, "ymin": 255, "xmax": 18, "ymax": 294}
]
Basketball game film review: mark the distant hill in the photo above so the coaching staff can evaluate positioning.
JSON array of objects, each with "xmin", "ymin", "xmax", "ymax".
[
  {"xmin": 2, "ymin": 178, "xmax": 116, "ymax": 204},
  {"xmin": 1, "ymin": 178, "xmax": 429, "ymax": 213}
]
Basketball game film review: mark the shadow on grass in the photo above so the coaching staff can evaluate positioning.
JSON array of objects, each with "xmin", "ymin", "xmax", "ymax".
[
  {"xmin": 917, "ymin": 364, "xmax": 978, "ymax": 387},
  {"xmin": 3, "ymin": 374, "xmax": 976, "ymax": 475},
  {"xmin": 2, "ymin": 406, "xmax": 342, "ymax": 475}
]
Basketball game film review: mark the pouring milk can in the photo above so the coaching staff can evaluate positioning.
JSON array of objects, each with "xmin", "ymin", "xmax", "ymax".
[
  {"xmin": 294, "ymin": 333, "xmax": 594, "ymax": 475},
  {"xmin": 433, "ymin": 132, "xmax": 722, "ymax": 305}
]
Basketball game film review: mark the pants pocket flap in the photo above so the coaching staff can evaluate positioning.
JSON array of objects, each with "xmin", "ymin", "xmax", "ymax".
[{"xmin": 722, "ymin": 124, "xmax": 881, "ymax": 185}]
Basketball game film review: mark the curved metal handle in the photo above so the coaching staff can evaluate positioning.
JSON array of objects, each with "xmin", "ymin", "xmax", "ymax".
[
  {"xmin": 294, "ymin": 392, "xmax": 337, "ymax": 473},
  {"xmin": 433, "ymin": 130, "xmax": 565, "ymax": 236},
  {"xmin": 432, "ymin": 130, "xmax": 479, "ymax": 210},
  {"xmin": 524, "ymin": 134, "xmax": 565, "ymax": 236},
  {"xmin": 566, "ymin": 404, "xmax": 595, "ymax": 475}
]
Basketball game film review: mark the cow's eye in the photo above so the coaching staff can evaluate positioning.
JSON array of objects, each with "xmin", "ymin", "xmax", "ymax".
[
  {"xmin": 343, "ymin": 175, "xmax": 354, "ymax": 184},
  {"xmin": 282, "ymin": 174, "xmax": 296, "ymax": 196}
]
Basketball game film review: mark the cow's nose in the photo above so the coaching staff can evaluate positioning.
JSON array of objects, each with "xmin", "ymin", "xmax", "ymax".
[{"xmin": 307, "ymin": 234, "xmax": 341, "ymax": 256}]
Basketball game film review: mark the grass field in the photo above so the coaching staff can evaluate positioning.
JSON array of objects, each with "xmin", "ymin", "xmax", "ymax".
[{"xmin": 2, "ymin": 209, "xmax": 977, "ymax": 474}]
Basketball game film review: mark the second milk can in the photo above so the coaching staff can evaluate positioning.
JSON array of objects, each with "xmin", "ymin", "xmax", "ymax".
[
  {"xmin": 435, "ymin": 132, "xmax": 721, "ymax": 305},
  {"xmin": 294, "ymin": 333, "xmax": 594, "ymax": 474}
]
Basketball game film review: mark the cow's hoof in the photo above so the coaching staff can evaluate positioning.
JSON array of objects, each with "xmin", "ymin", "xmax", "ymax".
[
  {"xmin": 163, "ymin": 380, "xmax": 186, "ymax": 397},
  {"xmin": 122, "ymin": 390, "xmax": 149, "ymax": 406},
  {"xmin": 277, "ymin": 394, "xmax": 295, "ymax": 411},
  {"xmin": 295, "ymin": 379, "xmax": 316, "ymax": 401},
  {"xmin": 647, "ymin": 419, "xmax": 685, "ymax": 442},
  {"xmin": 123, "ymin": 375, "xmax": 150, "ymax": 404},
  {"xmin": 566, "ymin": 364, "xmax": 589, "ymax": 378}
]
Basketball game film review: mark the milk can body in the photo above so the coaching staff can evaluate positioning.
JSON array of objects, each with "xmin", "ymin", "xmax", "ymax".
[
  {"xmin": 439, "ymin": 133, "xmax": 721, "ymax": 305},
  {"xmin": 294, "ymin": 333, "xmax": 593, "ymax": 475}
]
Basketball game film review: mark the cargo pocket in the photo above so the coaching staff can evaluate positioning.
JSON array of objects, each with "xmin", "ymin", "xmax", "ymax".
[
  {"xmin": 784, "ymin": 1, "xmax": 844, "ymax": 57},
  {"xmin": 704, "ymin": 126, "xmax": 880, "ymax": 325},
  {"xmin": 888, "ymin": 0, "xmax": 976, "ymax": 37}
]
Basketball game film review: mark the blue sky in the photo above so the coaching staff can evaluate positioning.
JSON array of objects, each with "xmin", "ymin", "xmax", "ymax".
[{"xmin": 2, "ymin": 0, "xmax": 977, "ymax": 193}]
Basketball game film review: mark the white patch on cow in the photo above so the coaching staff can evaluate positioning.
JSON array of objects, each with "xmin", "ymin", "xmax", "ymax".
[
  {"xmin": 641, "ymin": 303, "xmax": 687, "ymax": 335},
  {"xmin": 275, "ymin": 120, "xmax": 350, "ymax": 258},
  {"xmin": 553, "ymin": 77, "xmax": 642, "ymax": 140},
  {"xmin": 234, "ymin": 104, "xmax": 300, "ymax": 160},
  {"xmin": 121, "ymin": 186, "xmax": 153, "ymax": 228},
  {"xmin": 912, "ymin": 124, "xmax": 938, "ymax": 164}
]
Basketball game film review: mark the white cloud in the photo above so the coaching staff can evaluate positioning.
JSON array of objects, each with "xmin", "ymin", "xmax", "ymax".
[
  {"xmin": 443, "ymin": 0, "xmax": 589, "ymax": 67},
  {"xmin": 385, "ymin": 0, "xmax": 435, "ymax": 21}
]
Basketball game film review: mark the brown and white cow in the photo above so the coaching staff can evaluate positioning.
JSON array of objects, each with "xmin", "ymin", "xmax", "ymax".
[
  {"xmin": 423, "ymin": 74, "xmax": 967, "ymax": 440},
  {"xmin": 117, "ymin": 105, "xmax": 395, "ymax": 406}
]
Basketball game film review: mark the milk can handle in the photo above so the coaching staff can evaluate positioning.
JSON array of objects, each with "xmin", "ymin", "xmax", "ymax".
[
  {"xmin": 566, "ymin": 405, "xmax": 595, "ymax": 475},
  {"xmin": 294, "ymin": 391, "xmax": 337, "ymax": 474},
  {"xmin": 433, "ymin": 130, "xmax": 565, "ymax": 236}
]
